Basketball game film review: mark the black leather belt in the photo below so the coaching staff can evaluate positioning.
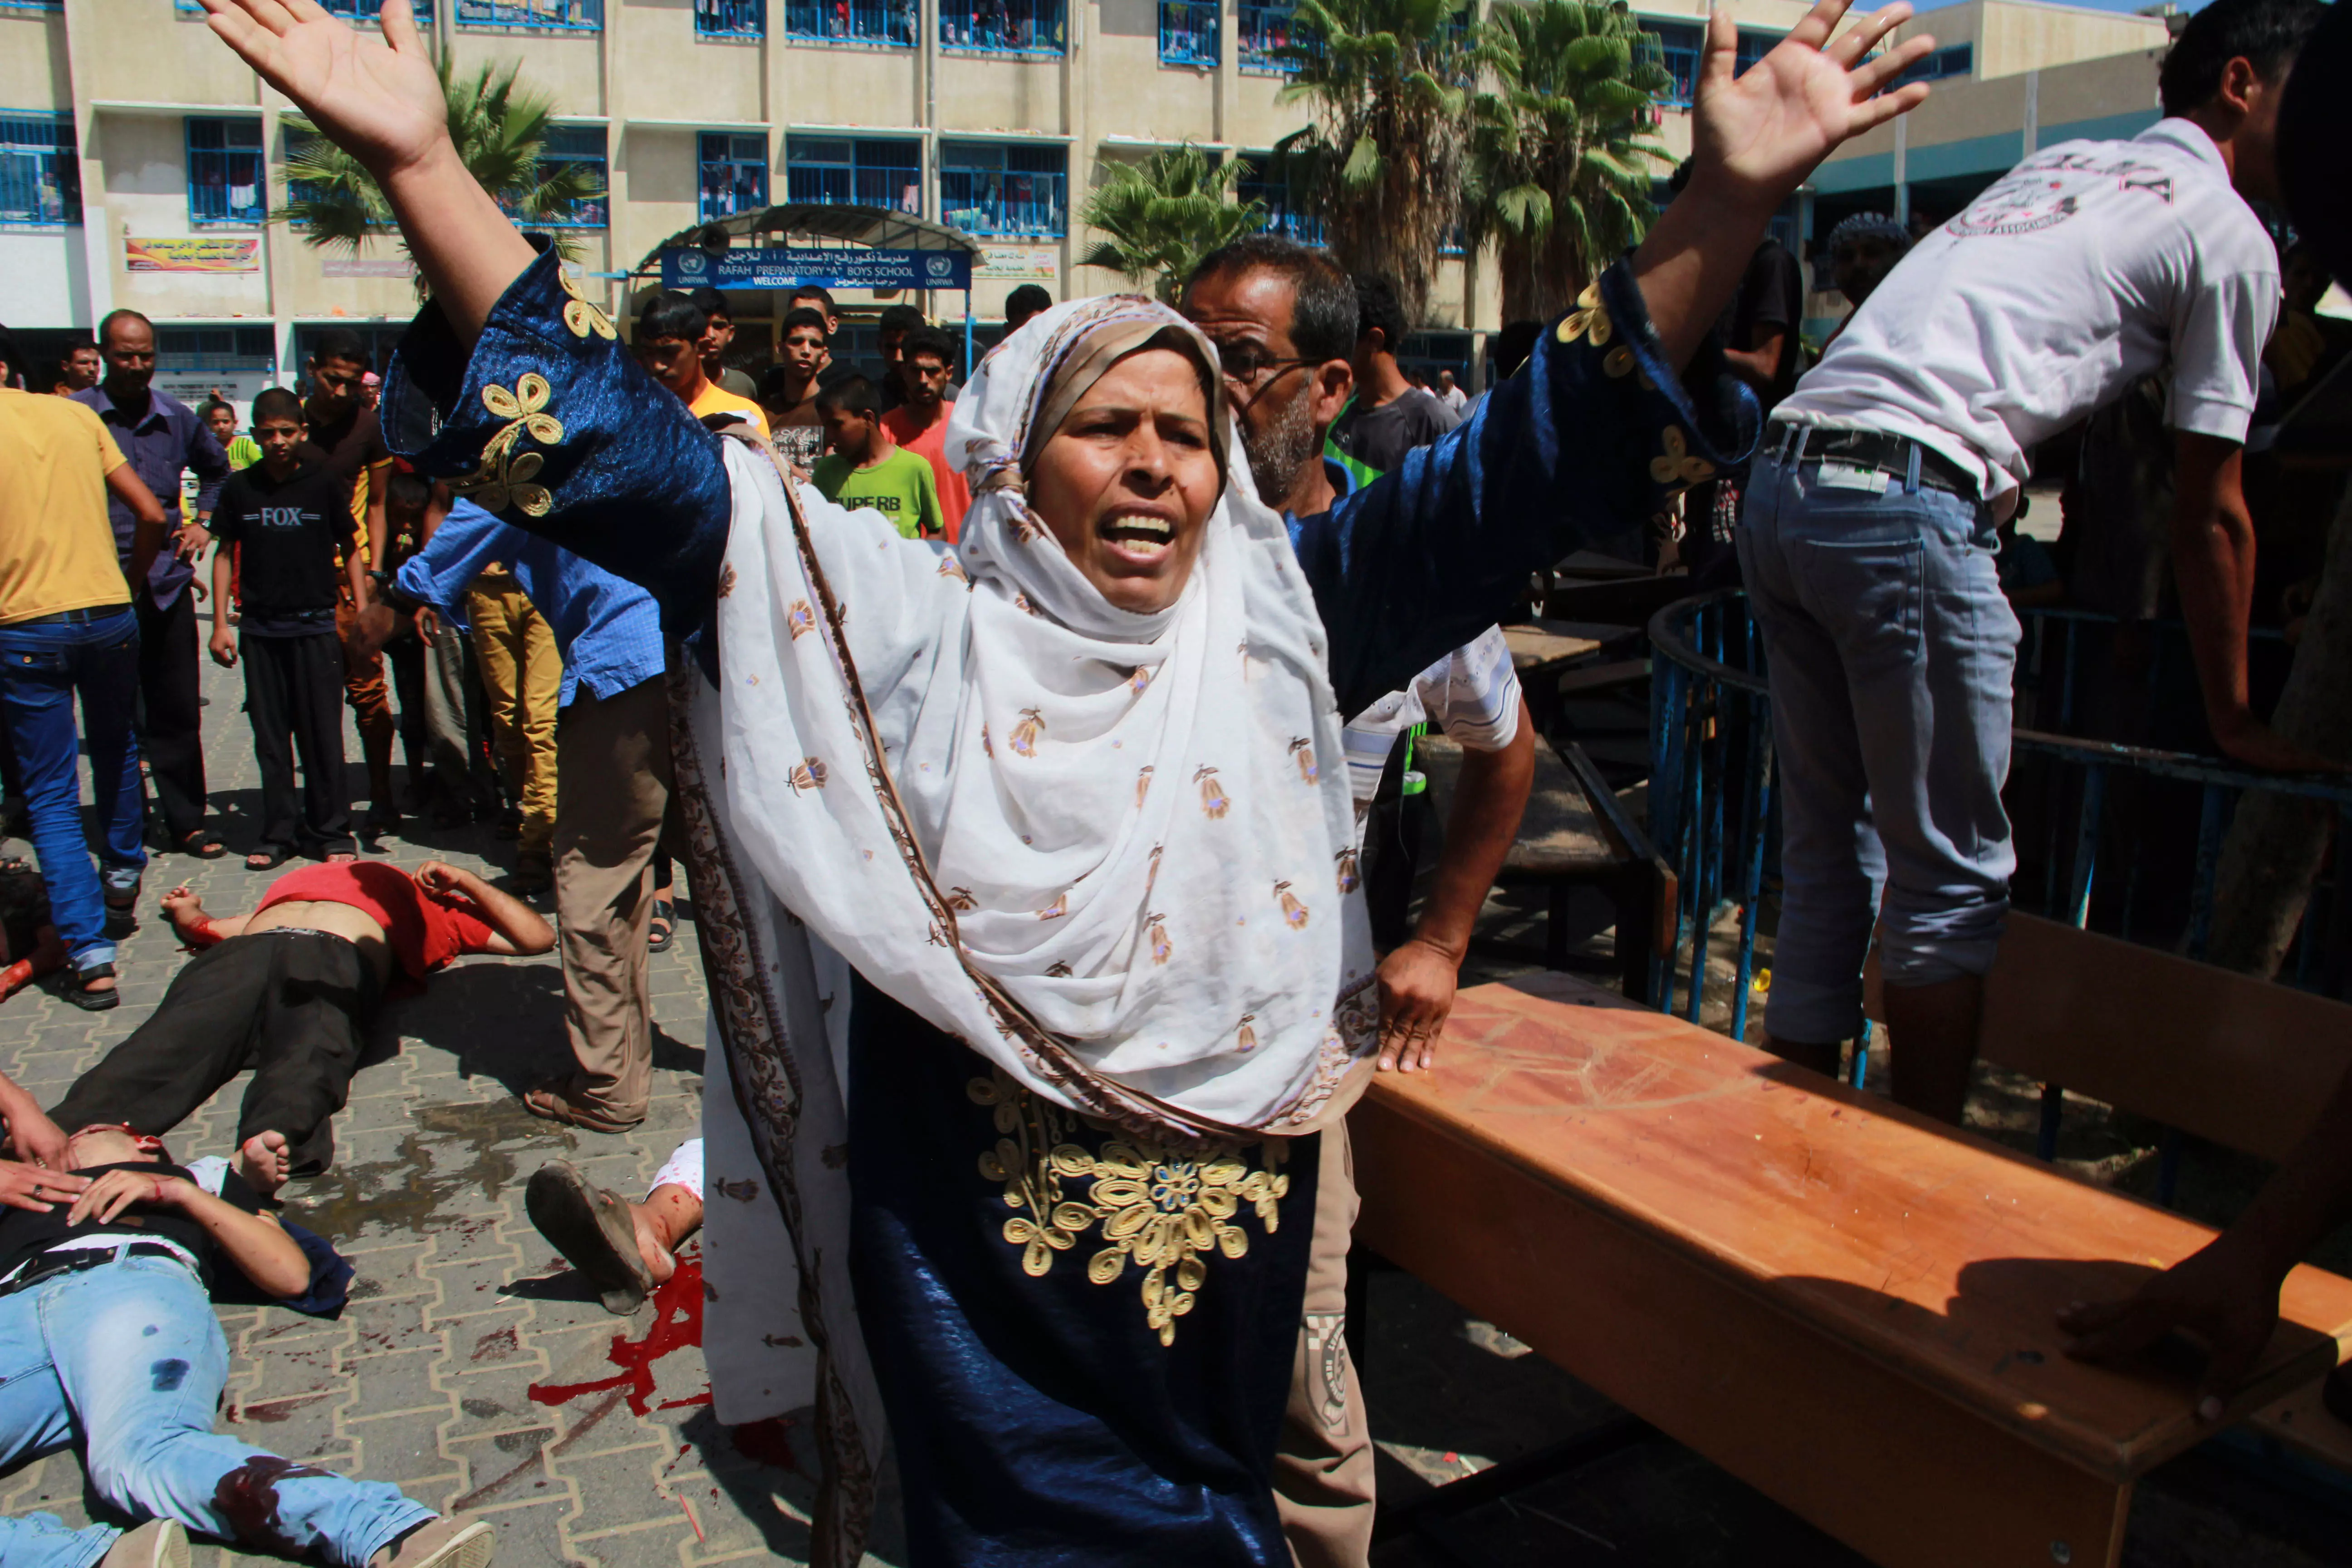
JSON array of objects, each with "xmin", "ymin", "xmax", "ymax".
[
  {"xmin": 1767, "ymin": 423, "xmax": 1981, "ymax": 500},
  {"xmin": 0, "ymin": 1241, "xmax": 190, "ymax": 1299},
  {"xmin": 9, "ymin": 604, "xmax": 133, "ymax": 627}
]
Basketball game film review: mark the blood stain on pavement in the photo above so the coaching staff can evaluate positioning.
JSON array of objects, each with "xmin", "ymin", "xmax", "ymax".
[{"xmin": 527, "ymin": 1251, "xmax": 711, "ymax": 1417}]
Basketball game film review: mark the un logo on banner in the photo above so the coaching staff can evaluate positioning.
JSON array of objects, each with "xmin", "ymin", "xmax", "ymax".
[
  {"xmin": 925, "ymin": 254, "xmax": 955, "ymax": 282},
  {"xmin": 677, "ymin": 251, "xmax": 709, "ymax": 279}
]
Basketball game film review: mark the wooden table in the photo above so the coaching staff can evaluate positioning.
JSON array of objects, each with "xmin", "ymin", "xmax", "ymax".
[{"xmin": 1352, "ymin": 972, "xmax": 2352, "ymax": 1568}]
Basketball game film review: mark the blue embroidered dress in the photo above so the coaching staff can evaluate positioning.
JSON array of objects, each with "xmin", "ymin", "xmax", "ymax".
[{"xmin": 381, "ymin": 250, "xmax": 1747, "ymax": 1568}]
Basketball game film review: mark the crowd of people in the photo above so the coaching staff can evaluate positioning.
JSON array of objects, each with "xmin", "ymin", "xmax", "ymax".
[{"xmin": 0, "ymin": 0, "xmax": 2345, "ymax": 1561}]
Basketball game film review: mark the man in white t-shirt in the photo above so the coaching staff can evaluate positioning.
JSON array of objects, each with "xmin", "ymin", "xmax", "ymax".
[{"xmin": 1742, "ymin": 0, "xmax": 2326, "ymax": 1126}]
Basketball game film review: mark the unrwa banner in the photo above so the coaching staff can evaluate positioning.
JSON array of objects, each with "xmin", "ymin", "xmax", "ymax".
[
  {"xmin": 125, "ymin": 236, "xmax": 262, "ymax": 273},
  {"xmin": 660, "ymin": 246, "xmax": 972, "ymax": 291}
]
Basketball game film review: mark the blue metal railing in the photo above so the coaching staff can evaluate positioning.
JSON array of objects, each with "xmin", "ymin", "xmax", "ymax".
[
  {"xmin": 939, "ymin": 170, "xmax": 1065, "ymax": 237},
  {"xmin": 696, "ymin": 0, "xmax": 762, "ymax": 36},
  {"xmin": 940, "ymin": 0, "xmax": 1065, "ymax": 54},
  {"xmin": 1236, "ymin": 0, "xmax": 1299, "ymax": 71},
  {"xmin": 1649, "ymin": 591, "xmax": 2352, "ymax": 1150},
  {"xmin": 784, "ymin": 0, "xmax": 917, "ymax": 44},
  {"xmin": 457, "ymin": 0, "xmax": 601, "ymax": 30},
  {"xmin": 1159, "ymin": 0, "xmax": 1219, "ymax": 64}
]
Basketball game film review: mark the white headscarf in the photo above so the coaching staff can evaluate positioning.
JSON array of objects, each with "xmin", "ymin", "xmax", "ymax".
[{"xmin": 706, "ymin": 294, "xmax": 1377, "ymax": 1140}]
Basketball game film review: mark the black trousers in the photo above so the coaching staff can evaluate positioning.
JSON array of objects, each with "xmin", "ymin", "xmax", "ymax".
[
  {"xmin": 382, "ymin": 619, "xmax": 431, "ymax": 797},
  {"xmin": 136, "ymin": 588, "xmax": 209, "ymax": 843},
  {"xmin": 243, "ymin": 632, "xmax": 353, "ymax": 856},
  {"xmin": 51, "ymin": 930, "xmax": 379, "ymax": 1174}
]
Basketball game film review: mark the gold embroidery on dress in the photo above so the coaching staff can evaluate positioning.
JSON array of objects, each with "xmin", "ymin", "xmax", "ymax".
[
  {"xmin": 1650, "ymin": 425, "xmax": 1715, "ymax": 490},
  {"xmin": 451, "ymin": 373, "xmax": 562, "ymax": 516},
  {"xmin": 558, "ymin": 269, "xmax": 618, "ymax": 341},
  {"xmin": 968, "ymin": 1071, "xmax": 1289, "ymax": 1346},
  {"xmin": 1557, "ymin": 281, "xmax": 1612, "ymax": 348},
  {"xmin": 1602, "ymin": 345, "xmax": 1637, "ymax": 378}
]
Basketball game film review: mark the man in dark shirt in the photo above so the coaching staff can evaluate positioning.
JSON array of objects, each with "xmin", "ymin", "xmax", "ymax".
[
  {"xmin": 1327, "ymin": 272, "xmax": 1460, "ymax": 477},
  {"xmin": 71, "ymin": 309, "xmax": 230, "ymax": 865},
  {"xmin": 0, "ymin": 1122, "xmax": 498, "ymax": 1568},
  {"xmin": 206, "ymin": 387, "xmax": 362, "ymax": 865},
  {"xmin": 299, "ymin": 329, "xmax": 402, "ymax": 838}
]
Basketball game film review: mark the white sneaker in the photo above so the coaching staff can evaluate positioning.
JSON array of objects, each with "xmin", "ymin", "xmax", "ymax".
[
  {"xmin": 369, "ymin": 1515, "xmax": 495, "ymax": 1568},
  {"xmin": 100, "ymin": 1521, "xmax": 189, "ymax": 1568}
]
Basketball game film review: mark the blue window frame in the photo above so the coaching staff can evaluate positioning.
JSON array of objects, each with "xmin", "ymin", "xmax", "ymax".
[
  {"xmin": 0, "ymin": 1, "xmax": 62, "ymax": 11},
  {"xmin": 1895, "ymin": 41, "xmax": 1973, "ymax": 84},
  {"xmin": 940, "ymin": 0, "xmax": 1065, "ymax": 56},
  {"xmin": 784, "ymin": 0, "xmax": 917, "ymax": 44},
  {"xmin": 186, "ymin": 117, "xmax": 265, "ymax": 227},
  {"xmin": 528, "ymin": 125, "xmax": 609, "ymax": 227},
  {"xmin": 1639, "ymin": 20, "xmax": 1701, "ymax": 108},
  {"xmin": 1235, "ymin": 154, "xmax": 1321, "ymax": 245},
  {"xmin": 0, "ymin": 111, "xmax": 78, "ymax": 227},
  {"xmin": 939, "ymin": 142, "xmax": 1065, "ymax": 238},
  {"xmin": 456, "ymin": 0, "xmax": 601, "ymax": 30},
  {"xmin": 156, "ymin": 326, "xmax": 276, "ymax": 374},
  {"xmin": 700, "ymin": 131, "xmax": 769, "ymax": 222},
  {"xmin": 785, "ymin": 137, "xmax": 922, "ymax": 214},
  {"xmin": 1735, "ymin": 28, "xmax": 1782, "ymax": 74},
  {"xmin": 1159, "ymin": 0, "xmax": 1218, "ymax": 65},
  {"xmin": 1236, "ymin": 0, "xmax": 1298, "ymax": 72},
  {"xmin": 696, "ymin": 0, "xmax": 761, "ymax": 37}
]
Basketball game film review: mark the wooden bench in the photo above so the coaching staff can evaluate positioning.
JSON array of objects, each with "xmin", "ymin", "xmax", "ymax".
[
  {"xmin": 1413, "ymin": 732, "xmax": 1673, "ymax": 1000},
  {"xmin": 1868, "ymin": 912, "xmax": 2352, "ymax": 1475},
  {"xmin": 1351, "ymin": 970, "xmax": 2352, "ymax": 1568}
]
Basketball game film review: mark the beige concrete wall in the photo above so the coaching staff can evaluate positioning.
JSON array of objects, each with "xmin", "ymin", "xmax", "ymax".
[
  {"xmin": 937, "ymin": 54, "xmax": 1068, "ymax": 133},
  {"xmin": 462, "ymin": 29, "xmax": 609, "ymax": 116},
  {"xmin": 65, "ymin": 0, "xmax": 263, "ymax": 109},
  {"xmin": 99, "ymin": 112, "xmax": 272, "ymax": 316},
  {"xmin": 775, "ymin": 43, "xmax": 924, "ymax": 125},
  {"xmin": 0, "ymin": 11, "xmax": 72, "ymax": 109}
]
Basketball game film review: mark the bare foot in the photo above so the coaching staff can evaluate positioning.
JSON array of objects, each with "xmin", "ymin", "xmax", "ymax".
[
  {"xmin": 629, "ymin": 1203, "xmax": 677, "ymax": 1284},
  {"xmin": 237, "ymin": 1131, "xmax": 292, "ymax": 1196}
]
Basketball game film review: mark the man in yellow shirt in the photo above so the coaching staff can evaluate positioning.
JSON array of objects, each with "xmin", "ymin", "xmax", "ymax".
[
  {"xmin": 630, "ymin": 293, "xmax": 768, "ymax": 440},
  {"xmin": 0, "ymin": 377, "xmax": 170, "ymax": 1009}
]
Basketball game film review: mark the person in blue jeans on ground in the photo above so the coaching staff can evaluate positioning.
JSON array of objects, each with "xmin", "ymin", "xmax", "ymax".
[
  {"xmin": 0, "ymin": 376, "xmax": 171, "ymax": 1011},
  {"xmin": 0, "ymin": 1122, "xmax": 496, "ymax": 1568},
  {"xmin": 1741, "ymin": 0, "xmax": 2338, "ymax": 1123}
]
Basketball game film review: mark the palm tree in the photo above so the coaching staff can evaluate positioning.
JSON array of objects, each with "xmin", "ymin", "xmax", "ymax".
[
  {"xmin": 1078, "ymin": 143, "xmax": 1269, "ymax": 302},
  {"xmin": 1467, "ymin": 0, "xmax": 1671, "ymax": 321},
  {"xmin": 1271, "ymin": 0, "xmax": 1484, "ymax": 327},
  {"xmin": 281, "ymin": 55, "xmax": 603, "ymax": 271}
]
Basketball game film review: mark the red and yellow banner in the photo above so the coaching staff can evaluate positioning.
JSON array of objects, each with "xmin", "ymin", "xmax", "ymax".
[{"xmin": 125, "ymin": 236, "xmax": 263, "ymax": 273}]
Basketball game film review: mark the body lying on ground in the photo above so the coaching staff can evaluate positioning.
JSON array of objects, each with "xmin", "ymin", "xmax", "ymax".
[{"xmin": 48, "ymin": 861, "xmax": 553, "ymax": 1184}]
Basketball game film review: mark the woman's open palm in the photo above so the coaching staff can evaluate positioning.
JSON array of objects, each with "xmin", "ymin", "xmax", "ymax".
[
  {"xmin": 201, "ymin": 0, "xmax": 446, "ymax": 177},
  {"xmin": 1695, "ymin": 0, "xmax": 1936, "ymax": 207}
]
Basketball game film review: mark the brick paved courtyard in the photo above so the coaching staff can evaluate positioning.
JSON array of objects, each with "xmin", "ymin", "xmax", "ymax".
[{"xmin": 0, "ymin": 625, "xmax": 2340, "ymax": 1568}]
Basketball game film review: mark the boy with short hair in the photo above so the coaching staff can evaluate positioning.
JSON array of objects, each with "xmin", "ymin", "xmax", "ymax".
[
  {"xmin": 0, "ymin": 1122, "xmax": 498, "ymax": 1568},
  {"xmin": 632, "ymin": 293, "xmax": 767, "ymax": 439},
  {"xmin": 811, "ymin": 375, "xmax": 943, "ymax": 541},
  {"xmin": 205, "ymin": 387, "xmax": 359, "ymax": 867},
  {"xmin": 880, "ymin": 326, "xmax": 968, "ymax": 539},
  {"xmin": 761, "ymin": 307, "xmax": 830, "ymax": 472},
  {"xmin": 198, "ymin": 398, "xmax": 260, "ymax": 471}
]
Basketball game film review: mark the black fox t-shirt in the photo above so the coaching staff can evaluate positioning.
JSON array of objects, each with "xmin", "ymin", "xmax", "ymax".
[
  {"xmin": 0, "ymin": 1161, "xmax": 264, "ymax": 1291},
  {"xmin": 211, "ymin": 457, "xmax": 355, "ymax": 634}
]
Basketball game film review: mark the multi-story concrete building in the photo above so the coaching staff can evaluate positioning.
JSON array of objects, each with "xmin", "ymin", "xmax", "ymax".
[{"xmin": 0, "ymin": 0, "xmax": 2176, "ymax": 396}]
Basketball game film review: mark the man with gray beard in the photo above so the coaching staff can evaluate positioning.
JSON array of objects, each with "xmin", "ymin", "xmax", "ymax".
[{"xmin": 1180, "ymin": 235, "xmax": 1535, "ymax": 1568}]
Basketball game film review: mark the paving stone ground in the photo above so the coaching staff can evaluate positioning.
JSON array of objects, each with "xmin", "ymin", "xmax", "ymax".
[{"xmin": 0, "ymin": 621, "xmax": 2340, "ymax": 1568}]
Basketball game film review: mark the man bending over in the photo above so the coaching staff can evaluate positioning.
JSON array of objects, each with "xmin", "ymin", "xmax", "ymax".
[
  {"xmin": 0, "ymin": 1122, "xmax": 495, "ymax": 1568},
  {"xmin": 50, "ymin": 862, "xmax": 554, "ymax": 1185}
]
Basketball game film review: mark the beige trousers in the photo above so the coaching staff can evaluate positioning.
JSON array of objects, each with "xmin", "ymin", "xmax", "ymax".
[
  {"xmin": 1274, "ymin": 1116, "xmax": 1377, "ymax": 1568},
  {"xmin": 552, "ymin": 675, "xmax": 674, "ymax": 1123},
  {"xmin": 466, "ymin": 570, "xmax": 560, "ymax": 858}
]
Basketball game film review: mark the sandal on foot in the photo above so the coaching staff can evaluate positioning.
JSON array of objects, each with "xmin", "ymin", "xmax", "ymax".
[
  {"xmin": 525, "ymin": 1161, "xmax": 653, "ymax": 1314},
  {"xmin": 62, "ymin": 963, "xmax": 120, "ymax": 1012},
  {"xmin": 179, "ymin": 830, "xmax": 226, "ymax": 860},
  {"xmin": 521, "ymin": 1085, "xmax": 642, "ymax": 1135},
  {"xmin": 647, "ymin": 898, "xmax": 677, "ymax": 954},
  {"xmin": 246, "ymin": 848, "xmax": 289, "ymax": 872}
]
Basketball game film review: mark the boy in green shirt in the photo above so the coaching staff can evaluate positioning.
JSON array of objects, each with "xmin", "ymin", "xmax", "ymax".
[{"xmin": 810, "ymin": 375, "xmax": 943, "ymax": 541}]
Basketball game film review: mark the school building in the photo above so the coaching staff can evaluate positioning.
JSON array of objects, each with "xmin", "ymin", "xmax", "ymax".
[{"xmin": 3, "ymin": 0, "xmax": 2174, "ymax": 396}]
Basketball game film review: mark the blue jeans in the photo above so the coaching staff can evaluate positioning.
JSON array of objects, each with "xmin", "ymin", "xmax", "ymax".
[
  {"xmin": 0, "ymin": 1253, "xmax": 431, "ymax": 1568},
  {"xmin": 0, "ymin": 611, "xmax": 147, "ymax": 972},
  {"xmin": 1737, "ymin": 445, "xmax": 2021, "ymax": 1044}
]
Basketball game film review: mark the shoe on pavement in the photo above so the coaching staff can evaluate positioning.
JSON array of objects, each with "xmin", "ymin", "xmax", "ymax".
[
  {"xmin": 370, "ymin": 1515, "xmax": 496, "ymax": 1568},
  {"xmin": 525, "ymin": 1161, "xmax": 652, "ymax": 1314},
  {"xmin": 101, "ymin": 1521, "xmax": 189, "ymax": 1568}
]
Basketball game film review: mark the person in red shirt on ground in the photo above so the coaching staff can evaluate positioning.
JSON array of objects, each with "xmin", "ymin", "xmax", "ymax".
[
  {"xmin": 48, "ymin": 861, "xmax": 554, "ymax": 1189},
  {"xmin": 880, "ymin": 325, "xmax": 969, "ymax": 541}
]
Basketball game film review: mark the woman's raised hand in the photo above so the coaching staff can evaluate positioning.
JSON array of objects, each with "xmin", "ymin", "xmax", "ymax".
[
  {"xmin": 1690, "ymin": 0, "xmax": 1936, "ymax": 213},
  {"xmin": 200, "ymin": 0, "xmax": 446, "ymax": 181}
]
